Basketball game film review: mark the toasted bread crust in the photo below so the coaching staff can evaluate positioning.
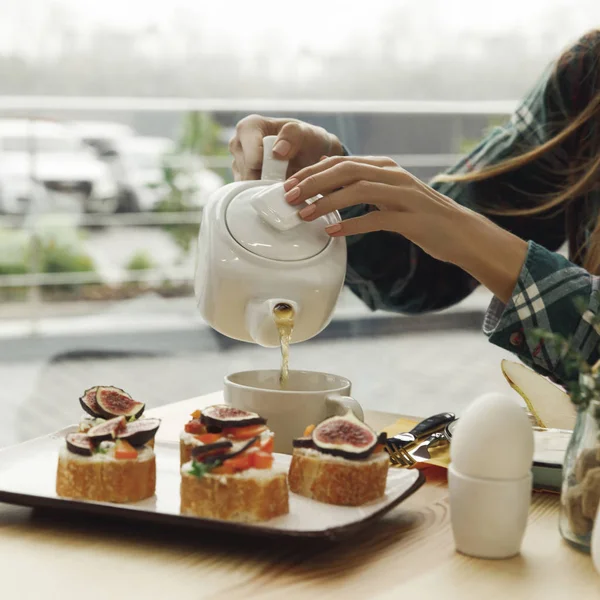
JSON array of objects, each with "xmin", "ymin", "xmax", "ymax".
[
  {"xmin": 56, "ymin": 452, "xmax": 156, "ymax": 503},
  {"xmin": 288, "ymin": 449, "xmax": 388, "ymax": 506},
  {"xmin": 180, "ymin": 470, "xmax": 289, "ymax": 522},
  {"xmin": 180, "ymin": 440, "xmax": 193, "ymax": 465}
]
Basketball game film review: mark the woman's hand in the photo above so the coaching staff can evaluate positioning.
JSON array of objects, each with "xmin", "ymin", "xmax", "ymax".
[
  {"xmin": 285, "ymin": 156, "xmax": 474, "ymax": 263},
  {"xmin": 285, "ymin": 156, "xmax": 529, "ymax": 304},
  {"xmin": 229, "ymin": 115, "xmax": 344, "ymax": 181}
]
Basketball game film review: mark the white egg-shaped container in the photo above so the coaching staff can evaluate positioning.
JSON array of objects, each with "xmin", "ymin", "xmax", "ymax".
[
  {"xmin": 450, "ymin": 392, "xmax": 534, "ymax": 480},
  {"xmin": 449, "ymin": 392, "xmax": 535, "ymax": 559}
]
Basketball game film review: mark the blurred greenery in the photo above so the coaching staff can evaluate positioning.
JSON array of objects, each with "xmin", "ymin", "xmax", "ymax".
[
  {"xmin": 39, "ymin": 239, "xmax": 95, "ymax": 274},
  {"xmin": 0, "ymin": 262, "xmax": 29, "ymax": 302},
  {"xmin": 155, "ymin": 111, "xmax": 228, "ymax": 254},
  {"xmin": 37, "ymin": 237, "xmax": 95, "ymax": 297},
  {"xmin": 0, "ymin": 226, "xmax": 96, "ymax": 301},
  {"xmin": 177, "ymin": 111, "xmax": 229, "ymax": 158},
  {"xmin": 153, "ymin": 178, "xmax": 200, "ymax": 254},
  {"xmin": 125, "ymin": 250, "xmax": 155, "ymax": 271}
]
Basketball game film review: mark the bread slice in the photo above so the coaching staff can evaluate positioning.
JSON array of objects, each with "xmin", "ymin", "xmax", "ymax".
[
  {"xmin": 288, "ymin": 448, "xmax": 389, "ymax": 506},
  {"xmin": 180, "ymin": 465, "xmax": 289, "ymax": 523},
  {"xmin": 56, "ymin": 446, "xmax": 156, "ymax": 503},
  {"xmin": 179, "ymin": 432, "xmax": 202, "ymax": 466},
  {"xmin": 180, "ymin": 439, "xmax": 194, "ymax": 465}
]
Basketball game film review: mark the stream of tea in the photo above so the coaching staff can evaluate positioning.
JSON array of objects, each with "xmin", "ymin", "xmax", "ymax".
[{"xmin": 273, "ymin": 303, "xmax": 295, "ymax": 388}]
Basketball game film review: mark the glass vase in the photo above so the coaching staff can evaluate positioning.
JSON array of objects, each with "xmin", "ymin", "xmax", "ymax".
[{"xmin": 559, "ymin": 399, "xmax": 600, "ymax": 552}]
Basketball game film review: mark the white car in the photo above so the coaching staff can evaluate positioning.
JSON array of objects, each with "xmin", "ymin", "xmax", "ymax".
[
  {"xmin": 104, "ymin": 136, "xmax": 224, "ymax": 212},
  {"xmin": 0, "ymin": 119, "xmax": 119, "ymax": 215},
  {"xmin": 70, "ymin": 120, "xmax": 136, "ymax": 156}
]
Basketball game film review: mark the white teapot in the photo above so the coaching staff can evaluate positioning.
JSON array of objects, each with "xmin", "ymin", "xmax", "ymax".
[{"xmin": 194, "ymin": 136, "xmax": 347, "ymax": 347}]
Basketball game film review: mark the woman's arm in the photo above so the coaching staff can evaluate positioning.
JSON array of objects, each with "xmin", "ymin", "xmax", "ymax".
[{"xmin": 284, "ymin": 152, "xmax": 596, "ymax": 386}]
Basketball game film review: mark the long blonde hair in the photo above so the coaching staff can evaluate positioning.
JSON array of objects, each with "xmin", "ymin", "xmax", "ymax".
[{"xmin": 432, "ymin": 30, "xmax": 600, "ymax": 273}]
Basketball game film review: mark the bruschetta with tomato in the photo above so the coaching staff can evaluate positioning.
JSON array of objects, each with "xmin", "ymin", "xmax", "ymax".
[
  {"xmin": 179, "ymin": 404, "xmax": 274, "ymax": 465},
  {"xmin": 180, "ymin": 406, "xmax": 287, "ymax": 523}
]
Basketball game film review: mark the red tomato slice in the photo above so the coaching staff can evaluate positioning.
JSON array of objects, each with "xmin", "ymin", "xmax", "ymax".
[
  {"xmin": 194, "ymin": 433, "xmax": 223, "ymax": 444},
  {"xmin": 115, "ymin": 439, "xmax": 138, "ymax": 460},
  {"xmin": 223, "ymin": 424, "xmax": 267, "ymax": 440},
  {"xmin": 184, "ymin": 419, "xmax": 206, "ymax": 434},
  {"xmin": 260, "ymin": 436, "xmax": 274, "ymax": 454},
  {"xmin": 225, "ymin": 454, "xmax": 252, "ymax": 471},
  {"xmin": 211, "ymin": 463, "xmax": 235, "ymax": 475},
  {"xmin": 250, "ymin": 451, "xmax": 273, "ymax": 470}
]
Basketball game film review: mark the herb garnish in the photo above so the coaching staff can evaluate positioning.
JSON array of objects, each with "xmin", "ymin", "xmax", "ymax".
[{"xmin": 189, "ymin": 459, "xmax": 221, "ymax": 478}]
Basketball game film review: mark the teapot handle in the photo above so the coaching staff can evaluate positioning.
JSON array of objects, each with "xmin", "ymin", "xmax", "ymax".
[{"xmin": 261, "ymin": 135, "xmax": 289, "ymax": 182}]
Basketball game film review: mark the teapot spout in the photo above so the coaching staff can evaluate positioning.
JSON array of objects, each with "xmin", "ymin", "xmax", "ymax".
[{"xmin": 246, "ymin": 299, "xmax": 298, "ymax": 348}]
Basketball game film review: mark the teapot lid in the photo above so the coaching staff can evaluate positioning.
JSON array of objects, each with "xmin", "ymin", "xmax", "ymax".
[{"xmin": 226, "ymin": 187, "xmax": 332, "ymax": 261}]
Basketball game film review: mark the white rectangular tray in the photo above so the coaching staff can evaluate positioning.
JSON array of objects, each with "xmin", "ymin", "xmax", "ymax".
[{"xmin": 0, "ymin": 427, "xmax": 424, "ymax": 539}]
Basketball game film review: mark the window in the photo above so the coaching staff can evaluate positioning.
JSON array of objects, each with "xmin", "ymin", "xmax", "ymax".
[{"xmin": 1, "ymin": 0, "xmax": 596, "ymax": 447}]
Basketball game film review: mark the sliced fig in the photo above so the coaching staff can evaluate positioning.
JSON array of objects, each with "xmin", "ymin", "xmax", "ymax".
[
  {"xmin": 79, "ymin": 387, "xmax": 102, "ymax": 418},
  {"xmin": 312, "ymin": 412, "xmax": 378, "ymax": 460},
  {"xmin": 117, "ymin": 418, "xmax": 161, "ymax": 447},
  {"xmin": 95, "ymin": 386, "xmax": 145, "ymax": 419},
  {"xmin": 78, "ymin": 417, "xmax": 104, "ymax": 433},
  {"xmin": 205, "ymin": 425, "xmax": 223, "ymax": 434},
  {"xmin": 191, "ymin": 440, "xmax": 233, "ymax": 460},
  {"xmin": 201, "ymin": 437, "xmax": 260, "ymax": 466},
  {"xmin": 200, "ymin": 404, "xmax": 265, "ymax": 429},
  {"xmin": 66, "ymin": 433, "xmax": 94, "ymax": 457},
  {"xmin": 292, "ymin": 436, "xmax": 316, "ymax": 449},
  {"xmin": 87, "ymin": 416, "xmax": 127, "ymax": 444},
  {"xmin": 220, "ymin": 437, "xmax": 260, "ymax": 461}
]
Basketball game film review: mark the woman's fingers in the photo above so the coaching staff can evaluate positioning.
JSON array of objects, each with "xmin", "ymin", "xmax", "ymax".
[
  {"xmin": 230, "ymin": 116, "xmax": 271, "ymax": 180},
  {"xmin": 326, "ymin": 210, "xmax": 411, "ymax": 237},
  {"xmin": 285, "ymin": 160, "xmax": 406, "ymax": 206},
  {"xmin": 286, "ymin": 155, "xmax": 397, "ymax": 190},
  {"xmin": 298, "ymin": 181, "xmax": 416, "ymax": 222},
  {"xmin": 231, "ymin": 157, "xmax": 261, "ymax": 182}
]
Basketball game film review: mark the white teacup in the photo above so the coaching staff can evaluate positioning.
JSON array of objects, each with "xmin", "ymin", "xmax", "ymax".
[{"xmin": 224, "ymin": 369, "xmax": 364, "ymax": 454}]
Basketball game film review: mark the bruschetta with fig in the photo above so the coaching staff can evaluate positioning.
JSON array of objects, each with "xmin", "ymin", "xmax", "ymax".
[
  {"xmin": 56, "ymin": 386, "xmax": 160, "ymax": 503},
  {"xmin": 288, "ymin": 411, "xmax": 389, "ymax": 506}
]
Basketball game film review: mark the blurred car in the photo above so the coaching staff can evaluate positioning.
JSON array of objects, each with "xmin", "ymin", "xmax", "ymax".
[
  {"xmin": 101, "ymin": 136, "xmax": 224, "ymax": 212},
  {"xmin": 70, "ymin": 120, "xmax": 136, "ymax": 156},
  {"xmin": 0, "ymin": 119, "xmax": 119, "ymax": 215}
]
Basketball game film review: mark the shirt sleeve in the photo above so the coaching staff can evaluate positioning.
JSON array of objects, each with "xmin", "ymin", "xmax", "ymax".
[{"xmin": 484, "ymin": 241, "xmax": 600, "ymax": 385}]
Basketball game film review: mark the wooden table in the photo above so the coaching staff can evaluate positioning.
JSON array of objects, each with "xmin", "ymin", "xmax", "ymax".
[{"xmin": 0, "ymin": 393, "xmax": 597, "ymax": 599}]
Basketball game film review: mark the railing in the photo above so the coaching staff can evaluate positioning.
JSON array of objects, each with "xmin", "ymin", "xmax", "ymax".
[
  {"xmin": 0, "ymin": 97, "xmax": 516, "ymax": 318},
  {"xmin": 0, "ymin": 97, "xmax": 517, "ymax": 114}
]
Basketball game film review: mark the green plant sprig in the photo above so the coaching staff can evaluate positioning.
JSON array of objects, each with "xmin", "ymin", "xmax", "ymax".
[{"xmin": 530, "ymin": 292, "xmax": 600, "ymax": 414}]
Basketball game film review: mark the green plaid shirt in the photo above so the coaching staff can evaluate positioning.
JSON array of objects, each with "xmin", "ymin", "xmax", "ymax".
[{"xmin": 341, "ymin": 31, "xmax": 600, "ymax": 385}]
